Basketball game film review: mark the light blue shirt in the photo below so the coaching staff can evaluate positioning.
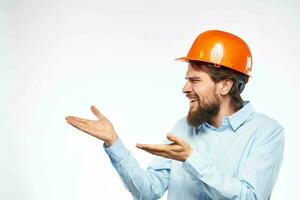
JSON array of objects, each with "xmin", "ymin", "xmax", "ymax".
[{"xmin": 104, "ymin": 101, "xmax": 284, "ymax": 200}]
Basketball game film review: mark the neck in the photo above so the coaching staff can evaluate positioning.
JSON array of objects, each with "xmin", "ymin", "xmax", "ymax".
[{"xmin": 209, "ymin": 98, "xmax": 236, "ymax": 128}]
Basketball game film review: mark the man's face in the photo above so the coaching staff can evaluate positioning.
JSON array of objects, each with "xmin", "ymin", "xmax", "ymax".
[{"xmin": 182, "ymin": 63, "xmax": 221, "ymax": 127}]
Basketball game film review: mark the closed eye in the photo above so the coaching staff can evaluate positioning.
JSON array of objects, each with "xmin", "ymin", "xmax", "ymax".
[{"xmin": 185, "ymin": 77, "xmax": 202, "ymax": 83}]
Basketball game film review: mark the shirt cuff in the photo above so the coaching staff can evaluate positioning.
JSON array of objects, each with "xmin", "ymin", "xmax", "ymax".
[
  {"xmin": 182, "ymin": 150, "xmax": 212, "ymax": 179},
  {"xmin": 103, "ymin": 137, "xmax": 129, "ymax": 163}
]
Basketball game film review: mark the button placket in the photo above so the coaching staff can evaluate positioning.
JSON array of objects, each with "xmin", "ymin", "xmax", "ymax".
[{"xmin": 210, "ymin": 130, "xmax": 221, "ymax": 161}]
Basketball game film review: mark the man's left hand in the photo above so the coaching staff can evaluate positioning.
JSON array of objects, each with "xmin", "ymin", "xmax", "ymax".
[{"xmin": 136, "ymin": 134, "xmax": 192, "ymax": 162}]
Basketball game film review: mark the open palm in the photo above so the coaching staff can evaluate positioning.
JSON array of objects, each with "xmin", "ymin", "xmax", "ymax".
[{"xmin": 65, "ymin": 105, "xmax": 117, "ymax": 146}]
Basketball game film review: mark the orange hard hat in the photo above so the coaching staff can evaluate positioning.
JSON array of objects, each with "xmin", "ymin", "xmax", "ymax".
[{"xmin": 176, "ymin": 30, "xmax": 252, "ymax": 76}]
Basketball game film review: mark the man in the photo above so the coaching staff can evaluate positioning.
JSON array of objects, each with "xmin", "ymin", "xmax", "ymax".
[{"xmin": 65, "ymin": 30, "xmax": 284, "ymax": 200}]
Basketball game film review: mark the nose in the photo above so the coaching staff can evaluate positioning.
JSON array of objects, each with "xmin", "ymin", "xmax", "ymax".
[{"xmin": 182, "ymin": 81, "xmax": 192, "ymax": 94}]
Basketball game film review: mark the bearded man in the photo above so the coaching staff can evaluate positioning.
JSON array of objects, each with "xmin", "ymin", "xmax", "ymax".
[{"xmin": 66, "ymin": 30, "xmax": 284, "ymax": 200}]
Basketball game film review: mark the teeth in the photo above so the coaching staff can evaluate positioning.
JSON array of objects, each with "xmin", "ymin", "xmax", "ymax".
[{"xmin": 188, "ymin": 97, "xmax": 198, "ymax": 103}]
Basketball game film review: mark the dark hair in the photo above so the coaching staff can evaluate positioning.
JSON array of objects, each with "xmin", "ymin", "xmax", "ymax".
[{"xmin": 190, "ymin": 61, "xmax": 249, "ymax": 112}]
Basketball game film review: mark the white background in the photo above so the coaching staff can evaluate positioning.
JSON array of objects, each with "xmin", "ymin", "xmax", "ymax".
[{"xmin": 1, "ymin": 0, "xmax": 300, "ymax": 199}]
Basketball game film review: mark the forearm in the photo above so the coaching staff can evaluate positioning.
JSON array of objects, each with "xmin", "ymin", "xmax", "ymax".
[
  {"xmin": 183, "ymin": 151, "xmax": 257, "ymax": 200},
  {"xmin": 104, "ymin": 137, "xmax": 169, "ymax": 200},
  {"xmin": 183, "ymin": 147, "xmax": 283, "ymax": 200}
]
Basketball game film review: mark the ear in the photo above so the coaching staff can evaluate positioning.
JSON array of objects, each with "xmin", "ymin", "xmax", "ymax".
[{"xmin": 216, "ymin": 79, "xmax": 233, "ymax": 96}]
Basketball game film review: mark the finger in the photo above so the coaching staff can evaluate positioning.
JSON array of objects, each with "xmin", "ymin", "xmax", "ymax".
[
  {"xmin": 66, "ymin": 118, "xmax": 87, "ymax": 128},
  {"xmin": 139, "ymin": 148, "xmax": 173, "ymax": 159},
  {"xmin": 66, "ymin": 118, "xmax": 90, "ymax": 132},
  {"xmin": 67, "ymin": 120, "xmax": 95, "ymax": 136},
  {"xmin": 136, "ymin": 143, "xmax": 169, "ymax": 152},
  {"xmin": 91, "ymin": 105, "xmax": 103, "ymax": 120},
  {"xmin": 167, "ymin": 134, "xmax": 184, "ymax": 146},
  {"xmin": 169, "ymin": 143, "xmax": 185, "ymax": 152},
  {"xmin": 65, "ymin": 116, "xmax": 91, "ymax": 124},
  {"xmin": 136, "ymin": 143, "xmax": 183, "ymax": 152}
]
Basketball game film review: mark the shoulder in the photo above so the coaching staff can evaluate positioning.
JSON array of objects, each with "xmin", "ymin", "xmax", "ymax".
[
  {"xmin": 251, "ymin": 112, "xmax": 283, "ymax": 130},
  {"xmin": 249, "ymin": 112, "xmax": 284, "ymax": 143}
]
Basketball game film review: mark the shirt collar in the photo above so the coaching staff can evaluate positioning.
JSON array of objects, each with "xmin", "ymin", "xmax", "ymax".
[
  {"xmin": 197, "ymin": 101, "xmax": 254, "ymax": 133},
  {"xmin": 227, "ymin": 101, "xmax": 254, "ymax": 131}
]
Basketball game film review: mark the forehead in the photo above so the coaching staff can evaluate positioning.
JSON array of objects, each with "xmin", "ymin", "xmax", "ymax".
[{"xmin": 185, "ymin": 63, "xmax": 211, "ymax": 79}]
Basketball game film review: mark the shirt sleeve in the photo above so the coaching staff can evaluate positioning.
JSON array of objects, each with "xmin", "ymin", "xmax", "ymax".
[
  {"xmin": 182, "ymin": 126, "xmax": 285, "ymax": 200},
  {"xmin": 103, "ymin": 137, "xmax": 171, "ymax": 200}
]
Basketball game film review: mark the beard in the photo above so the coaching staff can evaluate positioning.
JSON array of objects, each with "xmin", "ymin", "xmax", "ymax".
[{"xmin": 187, "ymin": 92, "xmax": 221, "ymax": 127}]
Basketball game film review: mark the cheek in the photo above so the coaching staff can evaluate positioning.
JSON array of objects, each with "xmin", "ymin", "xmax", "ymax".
[
  {"xmin": 193, "ymin": 85, "xmax": 205, "ymax": 96},
  {"xmin": 193, "ymin": 86, "xmax": 213, "ymax": 97},
  {"xmin": 195, "ymin": 85, "xmax": 218, "ymax": 102}
]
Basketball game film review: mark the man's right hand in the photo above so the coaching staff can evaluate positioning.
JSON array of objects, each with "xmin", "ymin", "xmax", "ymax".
[{"xmin": 65, "ymin": 105, "xmax": 117, "ymax": 147}]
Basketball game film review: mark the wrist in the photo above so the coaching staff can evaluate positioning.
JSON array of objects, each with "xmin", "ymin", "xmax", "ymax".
[
  {"xmin": 105, "ymin": 133, "xmax": 118, "ymax": 147},
  {"xmin": 183, "ymin": 149, "xmax": 193, "ymax": 162}
]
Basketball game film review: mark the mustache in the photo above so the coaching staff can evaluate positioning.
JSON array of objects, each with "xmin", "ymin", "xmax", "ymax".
[{"xmin": 186, "ymin": 94, "xmax": 199, "ymax": 99}]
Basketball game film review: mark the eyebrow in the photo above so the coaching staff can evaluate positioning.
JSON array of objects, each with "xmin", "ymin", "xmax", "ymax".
[{"xmin": 185, "ymin": 76, "xmax": 202, "ymax": 80}]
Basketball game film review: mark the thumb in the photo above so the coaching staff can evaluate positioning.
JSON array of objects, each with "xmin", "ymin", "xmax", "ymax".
[
  {"xmin": 167, "ymin": 133, "xmax": 184, "ymax": 146},
  {"xmin": 91, "ymin": 105, "xmax": 103, "ymax": 120}
]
